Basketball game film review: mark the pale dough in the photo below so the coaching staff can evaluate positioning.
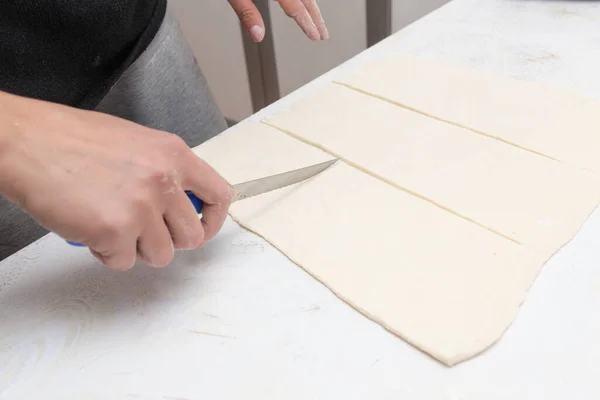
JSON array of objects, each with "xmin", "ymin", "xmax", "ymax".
[
  {"xmin": 193, "ymin": 121, "xmax": 335, "ymax": 219},
  {"xmin": 196, "ymin": 124, "xmax": 544, "ymax": 365},
  {"xmin": 237, "ymin": 161, "xmax": 544, "ymax": 366},
  {"xmin": 193, "ymin": 121, "xmax": 334, "ymax": 186},
  {"xmin": 336, "ymin": 57, "xmax": 600, "ymax": 174},
  {"xmin": 263, "ymin": 84, "xmax": 600, "ymax": 255},
  {"xmin": 193, "ymin": 58, "xmax": 600, "ymax": 366}
]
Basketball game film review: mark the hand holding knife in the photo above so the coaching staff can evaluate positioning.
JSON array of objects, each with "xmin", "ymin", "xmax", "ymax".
[{"xmin": 68, "ymin": 159, "xmax": 338, "ymax": 247}]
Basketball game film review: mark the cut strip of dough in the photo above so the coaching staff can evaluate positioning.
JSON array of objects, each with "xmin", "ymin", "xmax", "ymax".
[
  {"xmin": 264, "ymin": 84, "xmax": 600, "ymax": 254},
  {"xmin": 192, "ymin": 121, "xmax": 335, "ymax": 185},
  {"xmin": 335, "ymin": 57, "xmax": 600, "ymax": 175},
  {"xmin": 193, "ymin": 121, "xmax": 335, "ymax": 219},
  {"xmin": 236, "ymin": 161, "xmax": 544, "ymax": 366}
]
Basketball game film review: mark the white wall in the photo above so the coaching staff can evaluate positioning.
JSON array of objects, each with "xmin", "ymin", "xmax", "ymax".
[
  {"xmin": 392, "ymin": 0, "xmax": 450, "ymax": 32},
  {"xmin": 169, "ymin": 0, "xmax": 253, "ymax": 122}
]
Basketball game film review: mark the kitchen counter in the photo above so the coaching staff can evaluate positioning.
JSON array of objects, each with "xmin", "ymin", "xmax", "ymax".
[{"xmin": 2, "ymin": 0, "xmax": 600, "ymax": 398}]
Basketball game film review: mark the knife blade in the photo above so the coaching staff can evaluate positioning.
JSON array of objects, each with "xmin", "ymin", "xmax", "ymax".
[
  {"xmin": 67, "ymin": 159, "xmax": 338, "ymax": 247},
  {"xmin": 187, "ymin": 158, "xmax": 338, "ymax": 213}
]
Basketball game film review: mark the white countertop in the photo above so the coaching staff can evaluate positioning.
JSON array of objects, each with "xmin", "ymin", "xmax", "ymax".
[{"xmin": 3, "ymin": 0, "xmax": 600, "ymax": 398}]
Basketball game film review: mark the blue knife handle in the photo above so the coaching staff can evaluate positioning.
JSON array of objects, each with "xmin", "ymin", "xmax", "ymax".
[
  {"xmin": 67, "ymin": 191, "xmax": 204, "ymax": 247},
  {"xmin": 185, "ymin": 191, "xmax": 204, "ymax": 214}
]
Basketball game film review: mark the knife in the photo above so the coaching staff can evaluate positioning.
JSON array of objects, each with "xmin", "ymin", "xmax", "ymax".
[{"xmin": 67, "ymin": 159, "xmax": 338, "ymax": 247}]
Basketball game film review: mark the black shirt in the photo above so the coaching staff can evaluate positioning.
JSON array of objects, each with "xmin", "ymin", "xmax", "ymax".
[{"xmin": 0, "ymin": 0, "xmax": 167, "ymax": 109}]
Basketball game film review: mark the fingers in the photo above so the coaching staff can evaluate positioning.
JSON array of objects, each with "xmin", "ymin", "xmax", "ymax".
[
  {"xmin": 90, "ymin": 243, "xmax": 137, "ymax": 271},
  {"xmin": 228, "ymin": 0, "xmax": 329, "ymax": 42},
  {"xmin": 163, "ymin": 190, "xmax": 205, "ymax": 250},
  {"xmin": 198, "ymin": 201, "xmax": 228, "ymax": 243},
  {"xmin": 182, "ymin": 156, "xmax": 232, "ymax": 243},
  {"xmin": 300, "ymin": 0, "xmax": 328, "ymax": 39},
  {"xmin": 137, "ymin": 214, "xmax": 175, "ymax": 268},
  {"xmin": 89, "ymin": 195, "xmax": 198, "ymax": 270},
  {"xmin": 275, "ymin": 0, "xmax": 327, "ymax": 40},
  {"xmin": 276, "ymin": 0, "xmax": 319, "ymax": 40},
  {"xmin": 228, "ymin": 0, "xmax": 265, "ymax": 42}
]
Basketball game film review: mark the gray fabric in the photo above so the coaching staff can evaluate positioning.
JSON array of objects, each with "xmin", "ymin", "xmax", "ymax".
[
  {"xmin": 95, "ymin": 9, "xmax": 227, "ymax": 146},
  {"xmin": 0, "ymin": 9, "xmax": 227, "ymax": 260}
]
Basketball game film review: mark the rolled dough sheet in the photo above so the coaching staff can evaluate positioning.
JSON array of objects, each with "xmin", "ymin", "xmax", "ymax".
[
  {"xmin": 194, "ymin": 122, "xmax": 547, "ymax": 365},
  {"xmin": 193, "ymin": 60, "xmax": 600, "ymax": 365},
  {"xmin": 336, "ymin": 57, "xmax": 600, "ymax": 175},
  {"xmin": 264, "ymin": 84, "xmax": 600, "ymax": 255}
]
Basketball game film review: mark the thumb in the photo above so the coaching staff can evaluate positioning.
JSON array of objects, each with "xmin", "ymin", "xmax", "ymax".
[{"xmin": 228, "ymin": 0, "xmax": 265, "ymax": 42}]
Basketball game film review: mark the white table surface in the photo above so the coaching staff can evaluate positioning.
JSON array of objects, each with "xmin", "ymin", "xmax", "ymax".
[{"xmin": 3, "ymin": 0, "xmax": 600, "ymax": 398}]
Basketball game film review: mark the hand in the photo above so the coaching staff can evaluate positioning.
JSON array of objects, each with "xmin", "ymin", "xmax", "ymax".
[
  {"xmin": 0, "ymin": 92, "xmax": 232, "ymax": 271},
  {"xmin": 228, "ymin": 0, "xmax": 329, "ymax": 42}
]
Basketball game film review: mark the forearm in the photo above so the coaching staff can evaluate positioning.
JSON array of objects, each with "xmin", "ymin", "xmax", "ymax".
[
  {"xmin": 0, "ymin": 91, "xmax": 21, "ymax": 197},
  {"xmin": 0, "ymin": 90, "xmax": 42, "ymax": 202},
  {"xmin": 0, "ymin": 89, "xmax": 31, "ymax": 147}
]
